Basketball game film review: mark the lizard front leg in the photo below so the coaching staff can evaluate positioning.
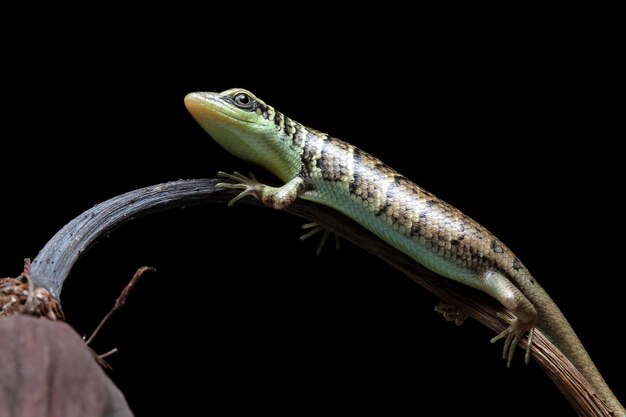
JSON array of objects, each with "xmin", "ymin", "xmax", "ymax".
[
  {"xmin": 483, "ymin": 271, "xmax": 537, "ymax": 367},
  {"xmin": 218, "ymin": 172, "xmax": 339, "ymax": 256},
  {"xmin": 216, "ymin": 171, "xmax": 306, "ymax": 210}
]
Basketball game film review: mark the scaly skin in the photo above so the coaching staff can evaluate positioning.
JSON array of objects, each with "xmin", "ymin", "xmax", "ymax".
[{"xmin": 185, "ymin": 88, "xmax": 624, "ymax": 415}]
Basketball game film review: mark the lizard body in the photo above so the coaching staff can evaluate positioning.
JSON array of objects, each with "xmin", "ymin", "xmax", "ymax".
[{"xmin": 185, "ymin": 88, "xmax": 623, "ymax": 415}]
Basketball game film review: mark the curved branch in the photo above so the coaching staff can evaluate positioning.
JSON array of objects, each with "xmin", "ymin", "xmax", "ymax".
[
  {"xmin": 31, "ymin": 179, "xmax": 227, "ymax": 299},
  {"xmin": 29, "ymin": 178, "xmax": 620, "ymax": 416}
]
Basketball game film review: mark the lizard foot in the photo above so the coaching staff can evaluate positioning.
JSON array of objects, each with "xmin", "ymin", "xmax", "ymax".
[
  {"xmin": 216, "ymin": 171, "xmax": 261, "ymax": 206},
  {"xmin": 299, "ymin": 222, "xmax": 341, "ymax": 255},
  {"xmin": 434, "ymin": 302, "xmax": 468, "ymax": 326},
  {"xmin": 490, "ymin": 313, "xmax": 535, "ymax": 367}
]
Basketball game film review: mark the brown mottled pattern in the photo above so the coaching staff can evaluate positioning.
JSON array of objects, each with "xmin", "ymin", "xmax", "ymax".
[
  {"xmin": 301, "ymin": 131, "xmax": 323, "ymax": 174},
  {"xmin": 317, "ymin": 136, "xmax": 354, "ymax": 183},
  {"xmin": 253, "ymin": 106, "xmax": 534, "ymax": 294},
  {"xmin": 290, "ymin": 125, "xmax": 527, "ymax": 282}
]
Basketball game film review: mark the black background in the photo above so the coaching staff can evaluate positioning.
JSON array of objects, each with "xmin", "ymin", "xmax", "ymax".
[{"xmin": 1, "ymin": 10, "xmax": 623, "ymax": 416}]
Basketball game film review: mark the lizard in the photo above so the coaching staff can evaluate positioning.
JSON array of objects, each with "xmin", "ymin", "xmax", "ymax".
[{"xmin": 184, "ymin": 88, "xmax": 624, "ymax": 415}]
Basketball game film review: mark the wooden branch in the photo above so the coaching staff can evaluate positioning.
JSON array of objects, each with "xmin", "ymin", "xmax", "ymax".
[{"xmin": 28, "ymin": 179, "xmax": 621, "ymax": 417}]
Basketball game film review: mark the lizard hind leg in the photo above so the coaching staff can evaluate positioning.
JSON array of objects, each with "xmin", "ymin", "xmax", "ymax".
[{"xmin": 482, "ymin": 271, "xmax": 537, "ymax": 367}]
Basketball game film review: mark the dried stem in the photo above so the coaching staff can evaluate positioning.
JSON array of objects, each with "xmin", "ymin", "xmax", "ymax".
[{"xmin": 85, "ymin": 266, "xmax": 155, "ymax": 347}]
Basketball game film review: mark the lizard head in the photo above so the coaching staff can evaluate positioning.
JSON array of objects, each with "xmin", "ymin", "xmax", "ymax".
[{"xmin": 185, "ymin": 88, "xmax": 297, "ymax": 181}]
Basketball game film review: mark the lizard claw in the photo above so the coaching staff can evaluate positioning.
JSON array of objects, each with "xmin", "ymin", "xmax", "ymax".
[
  {"xmin": 434, "ymin": 302, "xmax": 468, "ymax": 326},
  {"xmin": 490, "ymin": 313, "xmax": 535, "ymax": 367},
  {"xmin": 216, "ymin": 171, "xmax": 261, "ymax": 206},
  {"xmin": 299, "ymin": 222, "xmax": 341, "ymax": 255}
]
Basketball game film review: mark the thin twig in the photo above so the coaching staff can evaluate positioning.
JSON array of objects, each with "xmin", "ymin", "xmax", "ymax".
[
  {"xmin": 20, "ymin": 259, "xmax": 38, "ymax": 315},
  {"xmin": 98, "ymin": 348, "xmax": 118, "ymax": 360},
  {"xmin": 85, "ymin": 266, "xmax": 155, "ymax": 346}
]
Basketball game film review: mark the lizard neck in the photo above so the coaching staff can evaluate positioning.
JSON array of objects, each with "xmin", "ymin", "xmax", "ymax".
[{"xmin": 260, "ymin": 109, "xmax": 308, "ymax": 182}]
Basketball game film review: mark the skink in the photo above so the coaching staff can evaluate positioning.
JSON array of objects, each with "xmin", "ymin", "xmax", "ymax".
[{"xmin": 185, "ymin": 88, "xmax": 624, "ymax": 415}]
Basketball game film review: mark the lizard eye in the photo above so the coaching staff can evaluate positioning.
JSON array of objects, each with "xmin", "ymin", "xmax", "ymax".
[{"xmin": 232, "ymin": 92, "xmax": 254, "ymax": 109}]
